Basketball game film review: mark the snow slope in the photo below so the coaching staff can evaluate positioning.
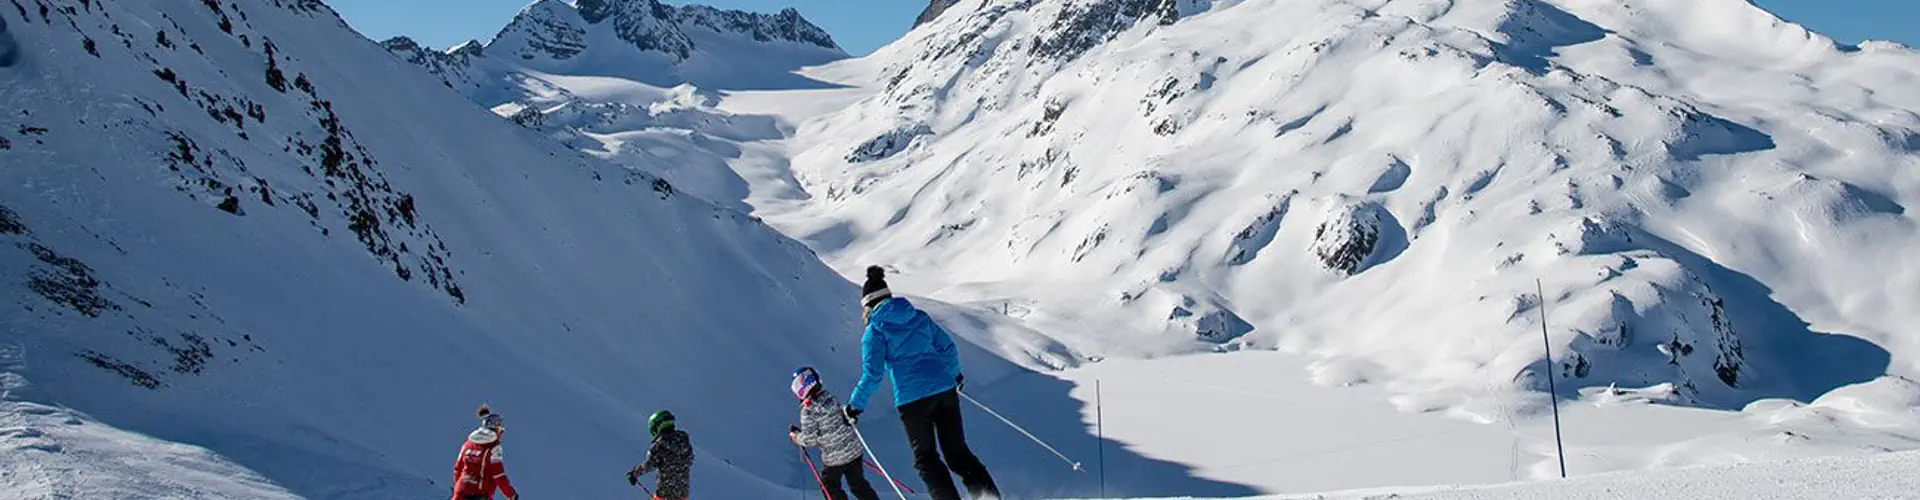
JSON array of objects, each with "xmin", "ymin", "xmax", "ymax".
[
  {"xmin": 1032, "ymin": 351, "xmax": 1920, "ymax": 495},
  {"xmin": 1057, "ymin": 449, "xmax": 1920, "ymax": 499},
  {"xmin": 771, "ymin": 0, "xmax": 1920, "ymax": 417},
  {"xmin": 370, "ymin": 0, "xmax": 1920, "ymax": 496},
  {"xmin": 0, "ymin": 1, "xmax": 1232, "ymax": 498},
  {"xmin": 0, "ymin": 400, "xmax": 298, "ymax": 500},
  {"xmin": 9, "ymin": 0, "xmax": 1916, "ymax": 498},
  {"xmin": 0, "ymin": 0, "xmax": 1062, "ymax": 498},
  {"xmin": 699, "ymin": 0, "xmax": 1920, "ymax": 496}
]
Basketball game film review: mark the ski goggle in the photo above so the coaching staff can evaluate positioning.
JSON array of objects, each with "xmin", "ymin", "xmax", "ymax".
[{"xmin": 790, "ymin": 367, "xmax": 819, "ymax": 400}]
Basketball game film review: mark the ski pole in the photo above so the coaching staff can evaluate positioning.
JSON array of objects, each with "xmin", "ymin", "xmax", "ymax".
[
  {"xmin": 958, "ymin": 390, "xmax": 1083, "ymax": 471},
  {"xmin": 795, "ymin": 443, "xmax": 831, "ymax": 499},
  {"xmin": 630, "ymin": 466, "xmax": 654, "ymax": 497},
  {"xmin": 864, "ymin": 460, "xmax": 919, "ymax": 495},
  {"xmin": 852, "ymin": 426, "xmax": 909, "ymax": 500}
]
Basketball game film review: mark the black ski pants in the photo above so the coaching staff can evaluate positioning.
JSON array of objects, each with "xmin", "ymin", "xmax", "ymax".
[
  {"xmin": 821, "ymin": 460, "xmax": 881, "ymax": 500},
  {"xmin": 899, "ymin": 389, "xmax": 999, "ymax": 500}
]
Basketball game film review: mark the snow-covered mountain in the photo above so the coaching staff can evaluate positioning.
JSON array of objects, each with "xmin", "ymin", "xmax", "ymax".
[
  {"xmin": 370, "ymin": 0, "xmax": 1920, "ymax": 492},
  {"xmin": 772, "ymin": 0, "xmax": 1920, "ymax": 416},
  {"xmin": 917, "ymin": 0, "xmax": 964, "ymax": 27},
  {"xmin": 11, "ymin": 0, "xmax": 1920, "ymax": 498},
  {"xmin": 0, "ymin": 0, "xmax": 1081, "ymax": 498},
  {"xmin": 383, "ymin": 0, "xmax": 843, "ymax": 93},
  {"xmin": 376, "ymin": 0, "xmax": 854, "ymax": 210}
]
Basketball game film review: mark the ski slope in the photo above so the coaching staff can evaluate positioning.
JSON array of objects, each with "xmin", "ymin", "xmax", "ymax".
[
  {"xmin": 7, "ymin": 391, "xmax": 1917, "ymax": 500},
  {"xmin": 726, "ymin": 0, "xmax": 1920, "ymax": 496},
  {"xmin": 3, "ymin": 0, "xmax": 1919, "ymax": 498},
  {"xmin": 0, "ymin": 0, "xmax": 1172, "ymax": 497},
  {"xmin": 376, "ymin": 0, "xmax": 1920, "ymax": 496},
  {"xmin": 0, "ymin": 400, "xmax": 299, "ymax": 500},
  {"xmin": 0, "ymin": 0, "xmax": 1060, "ymax": 498},
  {"xmin": 1059, "ymin": 450, "xmax": 1920, "ymax": 499},
  {"xmin": 1040, "ymin": 351, "xmax": 1920, "ymax": 495}
]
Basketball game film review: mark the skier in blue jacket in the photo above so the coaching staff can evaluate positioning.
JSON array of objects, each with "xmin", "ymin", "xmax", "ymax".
[{"xmin": 845, "ymin": 266, "xmax": 1000, "ymax": 500}]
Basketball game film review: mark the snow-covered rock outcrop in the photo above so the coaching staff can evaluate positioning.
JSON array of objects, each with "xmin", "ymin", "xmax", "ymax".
[
  {"xmin": 494, "ymin": 0, "xmax": 600, "ymax": 61},
  {"xmin": 1309, "ymin": 198, "xmax": 1385, "ymax": 276},
  {"xmin": 379, "ymin": 36, "xmax": 484, "ymax": 91},
  {"xmin": 916, "ymin": 0, "xmax": 962, "ymax": 27}
]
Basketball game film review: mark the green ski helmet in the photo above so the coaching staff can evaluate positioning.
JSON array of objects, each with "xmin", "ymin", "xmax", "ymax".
[{"xmin": 648, "ymin": 410, "xmax": 676, "ymax": 437}]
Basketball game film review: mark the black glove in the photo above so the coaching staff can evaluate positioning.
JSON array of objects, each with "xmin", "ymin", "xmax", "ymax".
[
  {"xmin": 789, "ymin": 424, "xmax": 801, "ymax": 433},
  {"xmin": 843, "ymin": 407, "xmax": 863, "ymax": 425},
  {"xmin": 627, "ymin": 468, "xmax": 640, "ymax": 485},
  {"xmin": 956, "ymin": 374, "xmax": 966, "ymax": 392}
]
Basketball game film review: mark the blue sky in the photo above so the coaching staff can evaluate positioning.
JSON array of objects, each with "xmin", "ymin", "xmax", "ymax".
[{"xmin": 329, "ymin": 0, "xmax": 1919, "ymax": 56}]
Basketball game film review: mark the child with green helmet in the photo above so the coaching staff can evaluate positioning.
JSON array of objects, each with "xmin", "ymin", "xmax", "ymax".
[{"xmin": 627, "ymin": 410, "xmax": 694, "ymax": 499}]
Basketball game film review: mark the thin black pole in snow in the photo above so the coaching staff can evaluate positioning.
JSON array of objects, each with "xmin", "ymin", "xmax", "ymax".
[
  {"xmin": 1097, "ymin": 379, "xmax": 1106, "ymax": 498},
  {"xmin": 1538, "ymin": 279, "xmax": 1568, "ymax": 479}
]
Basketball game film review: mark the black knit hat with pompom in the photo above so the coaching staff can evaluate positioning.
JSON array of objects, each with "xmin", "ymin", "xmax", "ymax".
[
  {"xmin": 861, "ymin": 266, "xmax": 892, "ymax": 312},
  {"xmin": 477, "ymin": 404, "xmax": 504, "ymax": 431}
]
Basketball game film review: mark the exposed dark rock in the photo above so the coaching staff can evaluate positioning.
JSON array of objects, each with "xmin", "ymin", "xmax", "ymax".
[
  {"xmin": 485, "ymin": 0, "xmax": 840, "ymax": 64},
  {"xmin": 1311, "ymin": 201, "xmax": 1383, "ymax": 275},
  {"xmin": 26, "ymin": 243, "xmax": 119, "ymax": 317},
  {"xmin": 846, "ymin": 125, "xmax": 932, "ymax": 163},
  {"xmin": 1031, "ymin": 0, "xmax": 1183, "ymax": 62},
  {"xmin": 380, "ymin": 36, "xmax": 481, "ymax": 88},
  {"xmin": 651, "ymin": 177, "xmax": 674, "ymax": 199},
  {"xmin": 915, "ymin": 0, "xmax": 960, "ymax": 28},
  {"xmin": 153, "ymin": 332, "xmax": 214, "ymax": 374},
  {"xmin": 264, "ymin": 39, "xmax": 287, "ymax": 92},
  {"xmin": 78, "ymin": 351, "xmax": 162, "ymax": 389},
  {"xmin": 1225, "ymin": 193, "xmax": 1293, "ymax": 266},
  {"xmin": 0, "ymin": 203, "xmax": 24, "ymax": 235}
]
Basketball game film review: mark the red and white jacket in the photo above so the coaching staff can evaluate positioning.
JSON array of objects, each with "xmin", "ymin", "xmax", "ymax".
[{"xmin": 452, "ymin": 428, "xmax": 518, "ymax": 499}]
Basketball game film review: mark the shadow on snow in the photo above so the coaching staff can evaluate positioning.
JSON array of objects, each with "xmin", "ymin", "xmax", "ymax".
[
  {"xmin": 834, "ymin": 373, "xmax": 1261, "ymax": 499},
  {"xmin": 1631, "ymin": 231, "xmax": 1891, "ymax": 408}
]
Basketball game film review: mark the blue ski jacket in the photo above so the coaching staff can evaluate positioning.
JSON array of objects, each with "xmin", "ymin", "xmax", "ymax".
[{"xmin": 848, "ymin": 298, "xmax": 963, "ymax": 411}]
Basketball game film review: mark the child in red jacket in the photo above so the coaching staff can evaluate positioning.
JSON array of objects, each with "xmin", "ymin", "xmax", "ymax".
[{"xmin": 453, "ymin": 405, "xmax": 519, "ymax": 500}]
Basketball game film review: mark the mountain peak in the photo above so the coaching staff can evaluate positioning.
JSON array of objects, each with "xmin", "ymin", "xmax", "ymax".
[
  {"xmin": 380, "ymin": 36, "xmax": 483, "ymax": 92},
  {"xmin": 448, "ymin": 39, "xmax": 485, "ymax": 56},
  {"xmin": 915, "ymin": 0, "xmax": 960, "ymax": 28},
  {"xmin": 487, "ymin": 0, "xmax": 592, "ymax": 61},
  {"xmin": 670, "ymin": 3, "xmax": 839, "ymax": 51},
  {"xmin": 379, "ymin": 35, "xmax": 422, "ymax": 52},
  {"xmin": 575, "ymin": 0, "xmax": 615, "ymax": 23},
  {"xmin": 484, "ymin": 0, "xmax": 839, "ymax": 64}
]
